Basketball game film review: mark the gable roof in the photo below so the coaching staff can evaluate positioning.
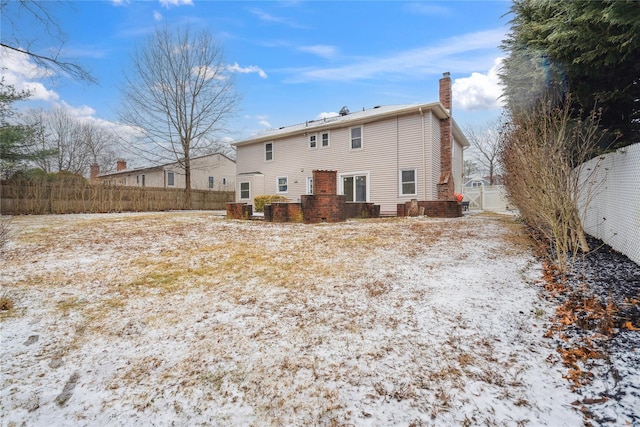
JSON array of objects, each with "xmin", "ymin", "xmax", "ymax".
[
  {"xmin": 97, "ymin": 152, "xmax": 235, "ymax": 179},
  {"xmin": 232, "ymin": 102, "xmax": 468, "ymax": 148}
]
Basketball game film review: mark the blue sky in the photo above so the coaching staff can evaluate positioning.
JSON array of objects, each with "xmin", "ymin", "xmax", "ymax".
[{"xmin": 2, "ymin": 0, "xmax": 510, "ymax": 150}]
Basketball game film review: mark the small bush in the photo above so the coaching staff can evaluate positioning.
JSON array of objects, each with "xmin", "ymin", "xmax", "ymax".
[
  {"xmin": 254, "ymin": 195, "xmax": 288, "ymax": 212},
  {"xmin": 0, "ymin": 293, "xmax": 14, "ymax": 311}
]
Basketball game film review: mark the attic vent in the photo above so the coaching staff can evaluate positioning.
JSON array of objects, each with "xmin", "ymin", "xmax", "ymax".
[{"xmin": 339, "ymin": 106, "xmax": 350, "ymax": 116}]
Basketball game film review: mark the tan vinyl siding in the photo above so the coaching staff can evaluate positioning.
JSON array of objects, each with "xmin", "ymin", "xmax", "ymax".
[
  {"xmin": 235, "ymin": 105, "xmax": 460, "ymax": 213},
  {"xmin": 452, "ymin": 135, "xmax": 465, "ymax": 194}
]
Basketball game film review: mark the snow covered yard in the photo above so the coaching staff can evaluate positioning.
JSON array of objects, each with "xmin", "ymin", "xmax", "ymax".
[{"xmin": 1, "ymin": 211, "xmax": 585, "ymax": 426}]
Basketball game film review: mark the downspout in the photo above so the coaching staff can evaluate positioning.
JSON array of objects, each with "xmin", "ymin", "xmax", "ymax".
[
  {"xmin": 396, "ymin": 115, "xmax": 400, "ymax": 197},
  {"xmin": 419, "ymin": 107, "xmax": 425, "ymax": 199}
]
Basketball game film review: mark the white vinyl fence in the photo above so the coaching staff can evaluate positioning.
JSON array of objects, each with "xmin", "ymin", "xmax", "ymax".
[
  {"xmin": 462, "ymin": 185, "xmax": 511, "ymax": 212},
  {"xmin": 578, "ymin": 143, "xmax": 640, "ymax": 265}
]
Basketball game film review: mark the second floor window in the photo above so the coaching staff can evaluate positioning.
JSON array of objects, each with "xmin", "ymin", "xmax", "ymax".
[
  {"xmin": 350, "ymin": 126, "xmax": 362, "ymax": 150},
  {"xmin": 321, "ymin": 132, "xmax": 330, "ymax": 147},
  {"xmin": 265, "ymin": 142, "xmax": 273, "ymax": 161},
  {"xmin": 309, "ymin": 134, "xmax": 317, "ymax": 148}
]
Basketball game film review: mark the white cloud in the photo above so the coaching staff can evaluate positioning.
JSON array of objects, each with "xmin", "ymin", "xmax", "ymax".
[
  {"xmin": 159, "ymin": 0, "xmax": 193, "ymax": 8},
  {"xmin": 256, "ymin": 114, "xmax": 271, "ymax": 128},
  {"xmin": 153, "ymin": 10, "xmax": 163, "ymax": 21},
  {"xmin": 247, "ymin": 7, "xmax": 307, "ymax": 29},
  {"xmin": 0, "ymin": 46, "xmax": 59, "ymax": 102},
  {"xmin": 111, "ymin": 0, "xmax": 129, "ymax": 6},
  {"xmin": 317, "ymin": 112, "xmax": 338, "ymax": 119},
  {"xmin": 290, "ymin": 28, "xmax": 505, "ymax": 83},
  {"xmin": 227, "ymin": 62, "xmax": 267, "ymax": 79},
  {"xmin": 452, "ymin": 57, "xmax": 505, "ymax": 111},
  {"xmin": 298, "ymin": 45, "xmax": 337, "ymax": 60}
]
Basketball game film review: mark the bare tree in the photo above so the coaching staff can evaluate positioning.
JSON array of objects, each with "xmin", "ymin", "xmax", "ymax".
[
  {"xmin": 465, "ymin": 122, "xmax": 501, "ymax": 185},
  {"xmin": 0, "ymin": 0, "xmax": 95, "ymax": 83},
  {"xmin": 463, "ymin": 159, "xmax": 478, "ymax": 182},
  {"xmin": 118, "ymin": 24, "xmax": 239, "ymax": 208},
  {"xmin": 499, "ymin": 97, "xmax": 603, "ymax": 272},
  {"xmin": 23, "ymin": 106, "xmax": 116, "ymax": 176}
]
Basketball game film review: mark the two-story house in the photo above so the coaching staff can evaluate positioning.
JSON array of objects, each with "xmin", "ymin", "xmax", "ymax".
[{"xmin": 232, "ymin": 73, "xmax": 468, "ymax": 215}]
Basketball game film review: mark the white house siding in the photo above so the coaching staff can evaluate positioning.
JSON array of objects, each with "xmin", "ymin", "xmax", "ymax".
[
  {"xmin": 235, "ymin": 111, "xmax": 451, "ymax": 214},
  {"xmin": 429, "ymin": 113, "xmax": 441, "ymax": 200},
  {"xmin": 178, "ymin": 154, "xmax": 236, "ymax": 191},
  {"xmin": 98, "ymin": 154, "xmax": 236, "ymax": 191},
  {"xmin": 452, "ymin": 135, "xmax": 465, "ymax": 194}
]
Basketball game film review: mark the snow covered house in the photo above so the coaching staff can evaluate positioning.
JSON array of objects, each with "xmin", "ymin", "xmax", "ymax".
[
  {"xmin": 92, "ymin": 153, "xmax": 236, "ymax": 191},
  {"xmin": 232, "ymin": 73, "xmax": 469, "ymax": 215}
]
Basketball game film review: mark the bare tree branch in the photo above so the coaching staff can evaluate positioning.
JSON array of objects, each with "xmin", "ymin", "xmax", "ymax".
[{"xmin": 118, "ymin": 24, "xmax": 240, "ymax": 207}]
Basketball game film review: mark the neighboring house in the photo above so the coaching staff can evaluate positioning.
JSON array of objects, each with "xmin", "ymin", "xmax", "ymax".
[
  {"xmin": 92, "ymin": 153, "xmax": 236, "ymax": 191},
  {"xmin": 232, "ymin": 73, "xmax": 469, "ymax": 215},
  {"xmin": 464, "ymin": 177, "xmax": 491, "ymax": 188}
]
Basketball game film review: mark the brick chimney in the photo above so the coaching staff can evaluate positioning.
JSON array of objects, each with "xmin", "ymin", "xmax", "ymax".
[
  {"xmin": 439, "ymin": 71, "xmax": 452, "ymax": 113},
  {"xmin": 90, "ymin": 163, "xmax": 100, "ymax": 182},
  {"xmin": 116, "ymin": 159, "xmax": 127, "ymax": 172},
  {"xmin": 438, "ymin": 72, "xmax": 455, "ymax": 200}
]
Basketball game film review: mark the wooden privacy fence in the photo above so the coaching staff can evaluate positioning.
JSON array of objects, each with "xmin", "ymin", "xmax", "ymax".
[{"xmin": 0, "ymin": 181, "xmax": 235, "ymax": 215}]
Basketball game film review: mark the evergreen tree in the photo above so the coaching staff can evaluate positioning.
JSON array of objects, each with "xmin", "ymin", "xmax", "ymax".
[{"xmin": 501, "ymin": 0, "xmax": 640, "ymax": 147}]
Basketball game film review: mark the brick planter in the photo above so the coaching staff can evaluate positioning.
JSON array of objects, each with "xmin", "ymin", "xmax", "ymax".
[
  {"xmin": 397, "ymin": 200, "xmax": 462, "ymax": 218},
  {"xmin": 270, "ymin": 202, "xmax": 303, "ymax": 223},
  {"xmin": 226, "ymin": 202, "xmax": 252, "ymax": 219},
  {"xmin": 300, "ymin": 194, "xmax": 347, "ymax": 223},
  {"xmin": 345, "ymin": 202, "xmax": 380, "ymax": 219}
]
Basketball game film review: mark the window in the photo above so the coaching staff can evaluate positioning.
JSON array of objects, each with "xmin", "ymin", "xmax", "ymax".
[
  {"xmin": 167, "ymin": 171, "xmax": 175, "ymax": 186},
  {"xmin": 400, "ymin": 169, "xmax": 417, "ymax": 196},
  {"xmin": 136, "ymin": 175, "xmax": 139, "ymax": 185},
  {"xmin": 309, "ymin": 134, "xmax": 317, "ymax": 149},
  {"xmin": 321, "ymin": 132, "xmax": 330, "ymax": 147},
  {"xmin": 240, "ymin": 182, "xmax": 250, "ymax": 199},
  {"xmin": 265, "ymin": 142, "xmax": 273, "ymax": 161},
  {"xmin": 277, "ymin": 176, "xmax": 288, "ymax": 193},
  {"xmin": 341, "ymin": 173, "xmax": 368, "ymax": 202},
  {"xmin": 472, "ymin": 181, "xmax": 483, "ymax": 187},
  {"xmin": 306, "ymin": 177, "xmax": 313, "ymax": 194},
  {"xmin": 141, "ymin": 175, "xmax": 146, "ymax": 187},
  {"xmin": 222, "ymin": 177, "xmax": 227, "ymax": 185},
  {"xmin": 208, "ymin": 176, "xmax": 214, "ymax": 189},
  {"xmin": 350, "ymin": 126, "xmax": 362, "ymax": 150}
]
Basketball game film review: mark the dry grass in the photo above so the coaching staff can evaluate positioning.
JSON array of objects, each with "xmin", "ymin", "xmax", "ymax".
[{"xmin": 0, "ymin": 211, "xmax": 575, "ymax": 426}]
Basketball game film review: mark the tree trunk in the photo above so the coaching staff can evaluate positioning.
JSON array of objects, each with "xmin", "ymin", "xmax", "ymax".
[{"xmin": 185, "ymin": 158, "xmax": 192, "ymax": 209}]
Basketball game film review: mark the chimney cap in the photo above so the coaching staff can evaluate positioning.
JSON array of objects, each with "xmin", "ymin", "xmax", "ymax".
[{"xmin": 442, "ymin": 71, "xmax": 450, "ymax": 78}]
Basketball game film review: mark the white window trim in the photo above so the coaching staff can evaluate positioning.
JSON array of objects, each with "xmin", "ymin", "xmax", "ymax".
[
  {"xmin": 276, "ymin": 176, "xmax": 288, "ymax": 194},
  {"xmin": 308, "ymin": 133, "xmax": 317, "ymax": 149},
  {"xmin": 265, "ymin": 142, "xmax": 274, "ymax": 162},
  {"xmin": 399, "ymin": 168, "xmax": 418, "ymax": 197},
  {"xmin": 167, "ymin": 171, "xmax": 175, "ymax": 187},
  {"xmin": 350, "ymin": 126, "xmax": 363, "ymax": 151},
  {"xmin": 338, "ymin": 171, "xmax": 370, "ymax": 202},
  {"xmin": 306, "ymin": 176, "xmax": 313, "ymax": 195},
  {"xmin": 208, "ymin": 176, "xmax": 214, "ymax": 189},
  {"xmin": 321, "ymin": 131, "xmax": 330, "ymax": 148},
  {"xmin": 240, "ymin": 181, "xmax": 250, "ymax": 200}
]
